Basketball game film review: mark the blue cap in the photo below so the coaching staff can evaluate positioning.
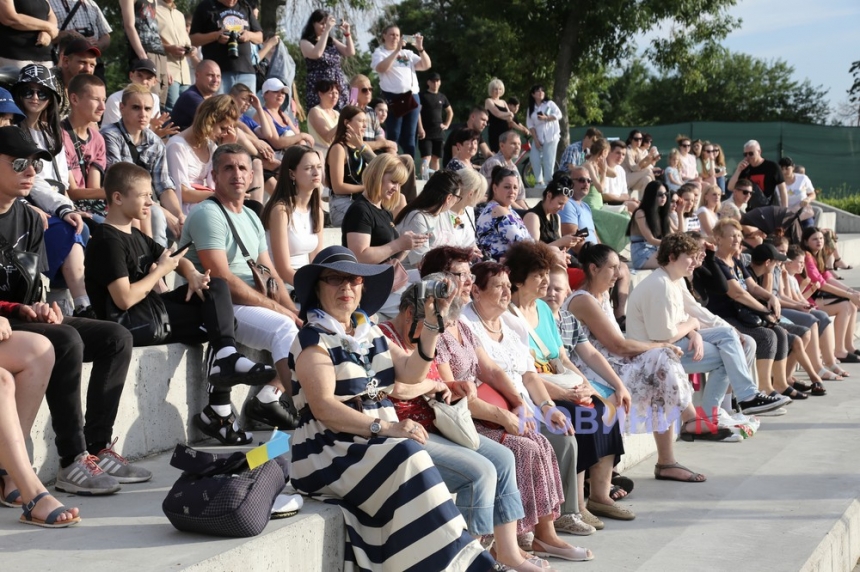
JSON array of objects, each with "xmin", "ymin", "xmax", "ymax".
[{"xmin": 0, "ymin": 88, "xmax": 24, "ymax": 121}]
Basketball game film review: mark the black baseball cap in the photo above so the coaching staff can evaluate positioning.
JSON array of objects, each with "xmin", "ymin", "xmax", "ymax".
[
  {"xmin": 751, "ymin": 243, "xmax": 787, "ymax": 263},
  {"xmin": 130, "ymin": 58, "xmax": 157, "ymax": 76},
  {"xmin": 427, "ymin": 72, "xmax": 441, "ymax": 81},
  {"xmin": 0, "ymin": 126, "xmax": 51, "ymax": 160},
  {"xmin": 65, "ymin": 38, "xmax": 101, "ymax": 58}
]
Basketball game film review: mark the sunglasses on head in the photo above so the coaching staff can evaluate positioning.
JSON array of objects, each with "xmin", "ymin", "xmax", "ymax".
[
  {"xmin": 320, "ymin": 274, "xmax": 364, "ymax": 287},
  {"xmin": 743, "ymin": 151, "xmax": 756, "ymax": 157},
  {"xmin": 559, "ymin": 187, "xmax": 573, "ymax": 197},
  {"xmin": 4, "ymin": 157, "xmax": 43, "ymax": 174},
  {"xmin": 22, "ymin": 88, "xmax": 49, "ymax": 101}
]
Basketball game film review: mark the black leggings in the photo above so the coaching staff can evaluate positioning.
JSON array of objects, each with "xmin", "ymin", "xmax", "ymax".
[
  {"xmin": 725, "ymin": 318, "xmax": 790, "ymax": 361},
  {"xmin": 160, "ymin": 278, "xmax": 236, "ymax": 350},
  {"xmin": 11, "ymin": 317, "xmax": 133, "ymax": 463}
]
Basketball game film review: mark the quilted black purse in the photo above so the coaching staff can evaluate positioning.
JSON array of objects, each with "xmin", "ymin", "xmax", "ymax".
[
  {"xmin": 162, "ymin": 444, "xmax": 289, "ymax": 538},
  {"xmin": 0, "ymin": 233, "xmax": 43, "ymax": 305}
]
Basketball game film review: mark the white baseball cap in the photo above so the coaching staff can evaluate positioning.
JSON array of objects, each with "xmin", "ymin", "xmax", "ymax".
[{"xmin": 261, "ymin": 78, "xmax": 289, "ymax": 94}]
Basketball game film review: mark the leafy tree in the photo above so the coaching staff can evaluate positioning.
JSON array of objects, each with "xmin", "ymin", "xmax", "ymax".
[
  {"xmin": 601, "ymin": 50, "xmax": 830, "ymax": 125},
  {"xmin": 372, "ymin": 0, "xmax": 741, "ymax": 150},
  {"xmin": 847, "ymin": 59, "xmax": 860, "ymax": 126}
]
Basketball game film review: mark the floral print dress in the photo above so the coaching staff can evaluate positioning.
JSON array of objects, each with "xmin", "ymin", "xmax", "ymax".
[
  {"xmin": 476, "ymin": 200, "xmax": 531, "ymax": 261},
  {"xmin": 305, "ymin": 42, "xmax": 348, "ymax": 110},
  {"xmin": 566, "ymin": 290, "xmax": 692, "ymax": 433}
]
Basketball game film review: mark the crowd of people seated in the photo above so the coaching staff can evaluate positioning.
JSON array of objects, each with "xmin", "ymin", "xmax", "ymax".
[{"xmin": 0, "ymin": 4, "xmax": 852, "ymax": 570}]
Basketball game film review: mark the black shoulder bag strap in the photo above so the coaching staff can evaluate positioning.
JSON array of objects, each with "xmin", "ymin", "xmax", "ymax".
[
  {"xmin": 115, "ymin": 122, "xmax": 143, "ymax": 167},
  {"xmin": 60, "ymin": 0, "xmax": 84, "ymax": 32},
  {"xmin": 206, "ymin": 196, "xmax": 279, "ymax": 299}
]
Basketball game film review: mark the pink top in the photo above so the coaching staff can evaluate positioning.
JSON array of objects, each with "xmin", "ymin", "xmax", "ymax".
[
  {"xmin": 799, "ymin": 252, "xmax": 833, "ymax": 302},
  {"xmin": 435, "ymin": 320, "xmax": 481, "ymax": 382}
]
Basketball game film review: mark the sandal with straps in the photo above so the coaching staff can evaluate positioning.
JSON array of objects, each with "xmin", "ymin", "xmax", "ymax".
[
  {"xmin": 207, "ymin": 350, "xmax": 277, "ymax": 388},
  {"xmin": 818, "ymin": 367, "xmax": 842, "ymax": 381},
  {"xmin": 827, "ymin": 364, "xmax": 850, "ymax": 378},
  {"xmin": 20, "ymin": 491, "xmax": 80, "ymax": 528},
  {"xmin": 194, "ymin": 406, "xmax": 253, "ymax": 446},
  {"xmin": 0, "ymin": 468, "xmax": 22, "ymax": 508},
  {"xmin": 679, "ymin": 418, "xmax": 734, "ymax": 442},
  {"xmin": 807, "ymin": 381, "xmax": 827, "ymax": 396}
]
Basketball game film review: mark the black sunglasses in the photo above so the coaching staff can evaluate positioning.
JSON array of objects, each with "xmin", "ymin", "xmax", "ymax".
[
  {"xmin": 743, "ymin": 151, "xmax": 756, "ymax": 157},
  {"xmin": 632, "ymin": 136, "xmax": 643, "ymax": 141},
  {"xmin": 320, "ymin": 274, "xmax": 364, "ymax": 287},
  {"xmin": 679, "ymin": 143, "xmax": 691, "ymax": 148},
  {"xmin": 3, "ymin": 157, "xmax": 43, "ymax": 173},
  {"xmin": 737, "ymin": 189, "xmax": 752, "ymax": 196},
  {"xmin": 22, "ymin": 88, "xmax": 49, "ymax": 101},
  {"xmin": 573, "ymin": 177, "xmax": 592, "ymax": 185},
  {"xmin": 359, "ymin": 87, "xmax": 373, "ymax": 93}
]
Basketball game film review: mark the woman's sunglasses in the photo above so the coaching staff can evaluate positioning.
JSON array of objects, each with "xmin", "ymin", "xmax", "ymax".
[
  {"xmin": 22, "ymin": 88, "xmax": 49, "ymax": 101},
  {"xmin": 320, "ymin": 274, "xmax": 364, "ymax": 287},
  {"xmin": 4, "ymin": 157, "xmax": 43, "ymax": 174}
]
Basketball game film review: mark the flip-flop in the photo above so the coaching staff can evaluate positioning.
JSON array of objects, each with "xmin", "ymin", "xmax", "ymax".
[
  {"xmin": 19, "ymin": 491, "xmax": 80, "ymax": 528},
  {"xmin": 654, "ymin": 462, "xmax": 706, "ymax": 483},
  {"xmin": 827, "ymin": 364, "xmax": 850, "ymax": 378},
  {"xmin": 0, "ymin": 469, "xmax": 22, "ymax": 508}
]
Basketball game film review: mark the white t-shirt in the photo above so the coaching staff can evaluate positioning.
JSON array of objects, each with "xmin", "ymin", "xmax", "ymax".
[
  {"xmin": 603, "ymin": 164, "xmax": 628, "ymax": 197},
  {"xmin": 785, "ymin": 173, "xmax": 814, "ymax": 208},
  {"xmin": 164, "ymin": 135, "xmax": 215, "ymax": 215},
  {"xmin": 680, "ymin": 153, "xmax": 697, "ymax": 181},
  {"xmin": 525, "ymin": 100, "xmax": 562, "ymax": 144},
  {"xmin": 371, "ymin": 47, "xmax": 421, "ymax": 94},
  {"xmin": 102, "ymin": 89, "xmax": 161, "ymax": 127},
  {"xmin": 396, "ymin": 209, "xmax": 445, "ymax": 270}
]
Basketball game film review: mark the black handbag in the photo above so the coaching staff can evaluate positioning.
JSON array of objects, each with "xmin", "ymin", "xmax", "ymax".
[
  {"xmin": 105, "ymin": 291, "xmax": 171, "ymax": 346},
  {"xmin": 735, "ymin": 304, "xmax": 775, "ymax": 329},
  {"xmin": 0, "ymin": 233, "xmax": 43, "ymax": 305},
  {"xmin": 162, "ymin": 444, "xmax": 289, "ymax": 538}
]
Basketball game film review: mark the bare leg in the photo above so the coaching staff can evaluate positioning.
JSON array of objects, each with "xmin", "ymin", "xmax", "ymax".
[
  {"xmin": 0, "ymin": 332, "xmax": 54, "ymax": 434},
  {"xmin": 493, "ymin": 520, "xmax": 532, "ymax": 567},
  {"xmin": 249, "ymin": 159, "xmax": 265, "ymax": 203},
  {"xmin": 0, "ymin": 368, "xmax": 78, "ymax": 524},
  {"xmin": 653, "ymin": 403, "xmax": 706, "ymax": 482},
  {"xmin": 586, "ymin": 456, "xmax": 618, "ymax": 505},
  {"xmin": 60, "ymin": 243, "xmax": 88, "ymax": 299},
  {"xmin": 820, "ymin": 324, "xmax": 839, "ymax": 368},
  {"xmin": 789, "ymin": 333, "xmax": 822, "ymax": 384},
  {"xmin": 614, "ymin": 265, "xmax": 630, "ymax": 319},
  {"xmin": 755, "ymin": 358, "xmax": 775, "ymax": 393},
  {"xmin": 771, "ymin": 358, "xmax": 790, "ymax": 392},
  {"xmin": 805, "ymin": 325, "xmax": 824, "ymax": 372},
  {"xmin": 824, "ymin": 302, "xmax": 851, "ymax": 356}
]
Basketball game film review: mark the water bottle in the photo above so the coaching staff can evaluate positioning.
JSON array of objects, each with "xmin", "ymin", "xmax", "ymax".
[{"xmin": 421, "ymin": 158, "xmax": 430, "ymax": 180}]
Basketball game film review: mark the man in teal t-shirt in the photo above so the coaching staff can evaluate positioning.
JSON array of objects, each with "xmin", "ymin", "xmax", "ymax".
[{"xmin": 181, "ymin": 144, "xmax": 301, "ymax": 440}]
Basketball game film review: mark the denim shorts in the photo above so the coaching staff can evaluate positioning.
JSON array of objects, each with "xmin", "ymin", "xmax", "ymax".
[{"xmin": 631, "ymin": 241, "xmax": 658, "ymax": 269}]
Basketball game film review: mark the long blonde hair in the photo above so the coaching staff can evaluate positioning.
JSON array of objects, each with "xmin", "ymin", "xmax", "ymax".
[
  {"xmin": 699, "ymin": 183, "xmax": 721, "ymax": 212},
  {"xmin": 190, "ymin": 95, "xmax": 239, "ymax": 147}
]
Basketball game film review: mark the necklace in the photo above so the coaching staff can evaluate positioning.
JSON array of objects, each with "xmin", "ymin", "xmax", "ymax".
[{"xmin": 472, "ymin": 302, "xmax": 501, "ymax": 334}]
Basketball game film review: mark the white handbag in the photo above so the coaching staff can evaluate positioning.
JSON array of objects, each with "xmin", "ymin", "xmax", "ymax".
[{"xmin": 425, "ymin": 397, "xmax": 480, "ymax": 450}]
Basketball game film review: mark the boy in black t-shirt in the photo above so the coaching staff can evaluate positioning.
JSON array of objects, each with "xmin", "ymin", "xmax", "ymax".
[
  {"xmin": 85, "ymin": 162, "xmax": 276, "ymax": 443},
  {"xmin": 417, "ymin": 72, "xmax": 453, "ymax": 173}
]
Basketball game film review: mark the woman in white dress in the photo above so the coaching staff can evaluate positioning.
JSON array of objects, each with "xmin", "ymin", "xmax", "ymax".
[{"xmin": 696, "ymin": 183, "xmax": 722, "ymax": 238}]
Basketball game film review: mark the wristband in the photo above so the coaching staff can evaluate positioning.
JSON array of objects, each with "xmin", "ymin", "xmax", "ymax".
[
  {"xmin": 344, "ymin": 32, "xmax": 351, "ymax": 37},
  {"xmin": 422, "ymin": 320, "xmax": 441, "ymax": 331},
  {"xmin": 539, "ymin": 400, "xmax": 555, "ymax": 411},
  {"xmin": 417, "ymin": 49, "xmax": 425, "ymax": 53},
  {"xmin": 417, "ymin": 340, "xmax": 436, "ymax": 362}
]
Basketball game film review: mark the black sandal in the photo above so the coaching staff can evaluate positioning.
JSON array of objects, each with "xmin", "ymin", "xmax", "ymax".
[
  {"xmin": 781, "ymin": 387, "xmax": 809, "ymax": 400},
  {"xmin": 791, "ymin": 380, "xmax": 813, "ymax": 393},
  {"xmin": 808, "ymin": 381, "xmax": 827, "ymax": 396},
  {"xmin": 208, "ymin": 352, "xmax": 277, "ymax": 388},
  {"xmin": 611, "ymin": 472, "xmax": 635, "ymax": 497},
  {"xmin": 194, "ymin": 406, "xmax": 253, "ymax": 446},
  {"xmin": 679, "ymin": 418, "xmax": 734, "ymax": 442}
]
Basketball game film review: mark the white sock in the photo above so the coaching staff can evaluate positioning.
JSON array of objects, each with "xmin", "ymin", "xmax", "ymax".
[
  {"xmin": 73, "ymin": 296, "xmax": 91, "ymax": 309},
  {"xmin": 215, "ymin": 346, "xmax": 237, "ymax": 360},
  {"xmin": 256, "ymin": 385, "xmax": 281, "ymax": 404},
  {"xmin": 210, "ymin": 404, "xmax": 232, "ymax": 417}
]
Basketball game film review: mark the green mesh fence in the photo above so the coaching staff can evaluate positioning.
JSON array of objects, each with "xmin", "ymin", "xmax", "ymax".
[{"xmin": 579, "ymin": 122, "xmax": 860, "ymax": 198}]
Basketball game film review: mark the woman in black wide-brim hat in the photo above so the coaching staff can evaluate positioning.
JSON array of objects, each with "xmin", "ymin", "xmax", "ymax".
[{"xmin": 288, "ymin": 245, "xmax": 493, "ymax": 571}]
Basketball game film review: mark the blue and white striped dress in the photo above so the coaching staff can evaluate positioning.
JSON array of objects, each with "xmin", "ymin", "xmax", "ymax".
[{"xmin": 288, "ymin": 318, "xmax": 493, "ymax": 572}]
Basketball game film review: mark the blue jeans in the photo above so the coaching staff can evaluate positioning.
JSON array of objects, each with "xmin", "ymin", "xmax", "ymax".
[
  {"xmin": 675, "ymin": 326, "xmax": 758, "ymax": 413},
  {"xmin": 529, "ymin": 138, "xmax": 559, "ymax": 185},
  {"xmin": 165, "ymin": 82, "xmax": 190, "ymax": 113},
  {"xmin": 424, "ymin": 433, "xmax": 524, "ymax": 535},
  {"xmin": 382, "ymin": 92, "xmax": 420, "ymax": 158},
  {"xmin": 220, "ymin": 72, "xmax": 257, "ymax": 95}
]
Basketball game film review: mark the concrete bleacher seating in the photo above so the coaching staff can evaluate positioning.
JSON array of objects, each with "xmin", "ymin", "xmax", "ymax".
[{"xmin": 6, "ymin": 196, "xmax": 860, "ymax": 571}]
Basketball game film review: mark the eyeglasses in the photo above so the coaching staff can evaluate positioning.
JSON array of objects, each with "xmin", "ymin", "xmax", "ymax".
[
  {"xmin": 448, "ymin": 193, "xmax": 461, "ymax": 200},
  {"xmin": 360, "ymin": 87, "xmax": 373, "ymax": 93},
  {"xmin": 573, "ymin": 177, "xmax": 592, "ymax": 185},
  {"xmin": 743, "ymin": 151, "xmax": 756, "ymax": 157},
  {"xmin": 319, "ymin": 274, "xmax": 364, "ymax": 287},
  {"xmin": 737, "ymin": 189, "xmax": 752, "ymax": 196},
  {"xmin": 451, "ymin": 271, "xmax": 476, "ymax": 283},
  {"xmin": 3, "ymin": 157, "xmax": 43, "ymax": 174},
  {"xmin": 679, "ymin": 143, "xmax": 691, "ymax": 148},
  {"xmin": 22, "ymin": 88, "xmax": 49, "ymax": 101}
]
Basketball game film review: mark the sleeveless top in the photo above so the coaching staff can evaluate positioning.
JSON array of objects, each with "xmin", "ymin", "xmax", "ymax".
[
  {"xmin": 325, "ymin": 142, "xmax": 365, "ymax": 199},
  {"xmin": 526, "ymin": 200, "xmax": 561, "ymax": 244},
  {"xmin": 487, "ymin": 102, "xmax": 509, "ymax": 152},
  {"xmin": 266, "ymin": 208, "xmax": 318, "ymax": 273}
]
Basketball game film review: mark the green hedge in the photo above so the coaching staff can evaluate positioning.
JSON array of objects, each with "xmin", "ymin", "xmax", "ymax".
[{"xmin": 819, "ymin": 195, "xmax": 860, "ymax": 216}]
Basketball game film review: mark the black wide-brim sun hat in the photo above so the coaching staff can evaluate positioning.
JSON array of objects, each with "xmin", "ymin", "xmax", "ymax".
[{"xmin": 294, "ymin": 246, "xmax": 394, "ymax": 320}]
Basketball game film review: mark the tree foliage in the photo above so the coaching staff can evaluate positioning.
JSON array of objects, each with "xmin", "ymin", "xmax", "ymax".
[{"xmin": 600, "ymin": 51, "xmax": 831, "ymax": 125}]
